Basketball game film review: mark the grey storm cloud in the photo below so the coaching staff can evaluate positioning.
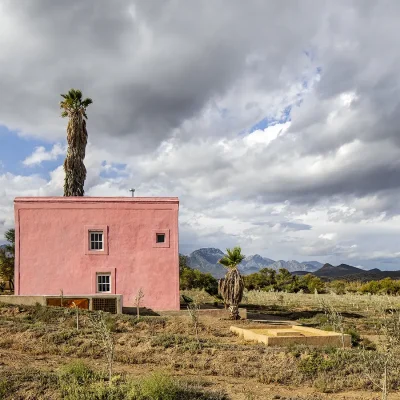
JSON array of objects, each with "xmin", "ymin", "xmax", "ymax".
[
  {"xmin": 0, "ymin": 0, "xmax": 325, "ymax": 150},
  {"xmin": 3, "ymin": 0, "xmax": 400, "ymax": 263}
]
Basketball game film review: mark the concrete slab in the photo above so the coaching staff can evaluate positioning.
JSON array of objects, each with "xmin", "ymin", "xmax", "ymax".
[
  {"xmin": 269, "ymin": 329, "xmax": 304, "ymax": 337},
  {"xmin": 0, "ymin": 294, "xmax": 123, "ymax": 314},
  {"xmin": 230, "ymin": 324, "xmax": 351, "ymax": 347}
]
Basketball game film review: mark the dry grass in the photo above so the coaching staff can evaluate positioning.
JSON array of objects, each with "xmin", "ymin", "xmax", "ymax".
[{"xmin": 0, "ymin": 296, "xmax": 399, "ymax": 399}]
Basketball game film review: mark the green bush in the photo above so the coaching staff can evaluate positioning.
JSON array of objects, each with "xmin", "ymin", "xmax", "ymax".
[
  {"xmin": 57, "ymin": 362, "xmax": 227, "ymax": 400},
  {"xmin": 129, "ymin": 372, "xmax": 228, "ymax": 400},
  {"xmin": 0, "ymin": 379, "xmax": 11, "ymax": 398},
  {"xmin": 59, "ymin": 361, "xmax": 98, "ymax": 385},
  {"xmin": 59, "ymin": 362, "xmax": 127, "ymax": 400},
  {"xmin": 297, "ymin": 351, "xmax": 336, "ymax": 378},
  {"xmin": 345, "ymin": 328, "xmax": 361, "ymax": 347},
  {"xmin": 129, "ymin": 373, "xmax": 178, "ymax": 400},
  {"xmin": 32, "ymin": 303, "xmax": 66, "ymax": 324},
  {"xmin": 180, "ymin": 267, "xmax": 218, "ymax": 296}
]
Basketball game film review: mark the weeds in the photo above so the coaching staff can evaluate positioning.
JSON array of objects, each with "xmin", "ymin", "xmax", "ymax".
[
  {"xmin": 134, "ymin": 288, "xmax": 145, "ymax": 319},
  {"xmin": 71, "ymin": 301, "xmax": 80, "ymax": 330},
  {"xmin": 58, "ymin": 363, "xmax": 228, "ymax": 400},
  {"xmin": 187, "ymin": 298, "xmax": 201, "ymax": 346},
  {"xmin": 317, "ymin": 295, "xmax": 346, "ymax": 349},
  {"xmin": 3, "ymin": 294, "xmax": 400, "ymax": 398},
  {"xmin": 150, "ymin": 333, "xmax": 212, "ymax": 351},
  {"xmin": 297, "ymin": 350, "xmax": 336, "ymax": 378},
  {"xmin": 361, "ymin": 300, "xmax": 400, "ymax": 399},
  {"xmin": 129, "ymin": 372, "xmax": 228, "ymax": 400},
  {"xmin": 88, "ymin": 311, "xmax": 115, "ymax": 384}
]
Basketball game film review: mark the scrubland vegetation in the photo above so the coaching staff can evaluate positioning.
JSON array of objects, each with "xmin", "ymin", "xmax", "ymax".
[
  {"xmin": 1, "ymin": 290, "xmax": 400, "ymax": 399},
  {"xmin": 180, "ymin": 259, "xmax": 400, "ymax": 296},
  {"xmin": 1, "ymin": 252, "xmax": 400, "ymax": 398}
]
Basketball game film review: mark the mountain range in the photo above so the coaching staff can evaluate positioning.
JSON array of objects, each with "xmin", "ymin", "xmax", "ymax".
[
  {"xmin": 186, "ymin": 248, "xmax": 323, "ymax": 279},
  {"xmin": 185, "ymin": 248, "xmax": 400, "ymax": 281},
  {"xmin": 301, "ymin": 263, "xmax": 400, "ymax": 281}
]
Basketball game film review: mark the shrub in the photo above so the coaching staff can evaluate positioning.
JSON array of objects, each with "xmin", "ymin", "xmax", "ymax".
[
  {"xmin": 180, "ymin": 267, "xmax": 218, "ymax": 296},
  {"xmin": 32, "ymin": 303, "xmax": 66, "ymax": 324},
  {"xmin": 129, "ymin": 372, "xmax": 228, "ymax": 400},
  {"xmin": 0, "ymin": 379, "xmax": 11, "ymax": 398},
  {"xmin": 345, "ymin": 328, "xmax": 361, "ymax": 347},
  {"xmin": 57, "ymin": 364, "xmax": 227, "ymax": 400},
  {"xmin": 297, "ymin": 351, "xmax": 336, "ymax": 378},
  {"xmin": 59, "ymin": 361, "xmax": 98, "ymax": 385},
  {"xmin": 150, "ymin": 333, "xmax": 212, "ymax": 351},
  {"xmin": 130, "ymin": 373, "xmax": 178, "ymax": 400}
]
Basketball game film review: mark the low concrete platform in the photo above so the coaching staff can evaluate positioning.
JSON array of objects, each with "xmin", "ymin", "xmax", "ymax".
[
  {"xmin": 0, "ymin": 295, "xmax": 123, "ymax": 314},
  {"xmin": 230, "ymin": 324, "xmax": 351, "ymax": 347}
]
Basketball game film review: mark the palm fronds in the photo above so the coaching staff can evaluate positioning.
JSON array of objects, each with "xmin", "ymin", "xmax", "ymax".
[{"xmin": 218, "ymin": 246, "xmax": 245, "ymax": 269}]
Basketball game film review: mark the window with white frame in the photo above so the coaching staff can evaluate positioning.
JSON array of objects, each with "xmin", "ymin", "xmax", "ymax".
[
  {"xmin": 97, "ymin": 274, "xmax": 111, "ymax": 293},
  {"xmin": 90, "ymin": 231, "xmax": 103, "ymax": 251}
]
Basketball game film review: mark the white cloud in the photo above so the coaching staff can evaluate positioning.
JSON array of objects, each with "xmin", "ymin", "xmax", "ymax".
[
  {"xmin": 23, "ymin": 143, "xmax": 65, "ymax": 166},
  {"xmin": 2, "ymin": 2, "xmax": 400, "ymax": 269},
  {"xmin": 319, "ymin": 233, "xmax": 337, "ymax": 241}
]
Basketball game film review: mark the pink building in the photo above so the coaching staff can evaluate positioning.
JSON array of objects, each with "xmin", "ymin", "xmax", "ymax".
[{"xmin": 14, "ymin": 197, "xmax": 180, "ymax": 311}]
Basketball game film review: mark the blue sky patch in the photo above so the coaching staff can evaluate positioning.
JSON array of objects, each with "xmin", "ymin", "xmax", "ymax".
[
  {"xmin": 0, "ymin": 125, "xmax": 62, "ymax": 178},
  {"xmin": 248, "ymin": 104, "xmax": 292, "ymax": 134}
]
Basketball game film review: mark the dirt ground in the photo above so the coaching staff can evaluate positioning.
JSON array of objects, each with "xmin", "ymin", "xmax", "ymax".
[
  {"xmin": 0, "ymin": 347, "xmax": 389, "ymax": 400},
  {"xmin": 1, "ymin": 297, "xmax": 399, "ymax": 400}
]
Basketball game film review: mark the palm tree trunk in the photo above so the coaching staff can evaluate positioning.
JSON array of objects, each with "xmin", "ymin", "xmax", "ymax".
[
  {"xmin": 229, "ymin": 304, "xmax": 240, "ymax": 320},
  {"xmin": 64, "ymin": 114, "xmax": 87, "ymax": 196},
  {"xmin": 218, "ymin": 278, "xmax": 229, "ymax": 309},
  {"xmin": 220, "ymin": 268, "xmax": 244, "ymax": 320}
]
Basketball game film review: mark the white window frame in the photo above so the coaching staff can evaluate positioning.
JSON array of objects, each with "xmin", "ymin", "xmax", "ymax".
[
  {"xmin": 97, "ymin": 273, "xmax": 111, "ymax": 293},
  {"xmin": 89, "ymin": 231, "xmax": 104, "ymax": 251}
]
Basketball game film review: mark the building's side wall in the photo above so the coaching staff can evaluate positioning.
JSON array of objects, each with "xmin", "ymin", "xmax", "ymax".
[{"xmin": 14, "ymin": 201, "xmax": 179, "ymax": 310}]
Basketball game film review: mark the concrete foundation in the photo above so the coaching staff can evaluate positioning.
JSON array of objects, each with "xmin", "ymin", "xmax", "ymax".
[
  {"xmin": 231, "ymin": 324, "xmax": 351, "ymax": 347},
  {"xmin": 0, "ymin": 295, "xmax": 123, "ymax": 314}
]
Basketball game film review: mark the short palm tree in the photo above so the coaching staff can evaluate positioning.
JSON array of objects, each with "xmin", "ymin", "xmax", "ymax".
[
  {"xmin": 60, "ymin": 89, "xmax": 93, "ymax": 196},
  {"xmin": 218, "ymin": 246, "xmax": 245, "ymax": 320}
]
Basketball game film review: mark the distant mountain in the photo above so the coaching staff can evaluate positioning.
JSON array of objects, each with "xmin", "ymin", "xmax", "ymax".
[
  {"xmin": 268, "ymin": 260, "xmax": 320, "ymax": 273},
  {"xmin": 187, "ymin": 249, "xmax": 400, "ymax": 281},
  {"xmin": 342, "ymin": 270, "xmax": 400, "ymax": 282},
  {"xmin": 315, "ymin": 263, "xmax": 364, "ymax": 278},
  {"xmin": 187, "ymin": 248, "xmax": 227, "ymax": 279},
  {"xmin": 308, "ymin": 263, "xmax": 400, "ymax": 281},
  {"xmin": 238, "ymin": 254, "xmax": 275, "ymax": 274},
  {"xmin": 368, "ymin": 268, "xmax": 381, "ymax": 273},
  {"xmin": 302, "ymin": 261, "xmax": 324, "ymax": 270},
  {"xmin": 186, "ymin": 248, "xmax": 321, "ymax": 278}
]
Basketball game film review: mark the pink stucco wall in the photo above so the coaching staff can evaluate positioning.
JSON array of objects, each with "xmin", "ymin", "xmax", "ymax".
[{"xmin": 14, "ymin": 197, "xmax": 180, "ymax": 311}]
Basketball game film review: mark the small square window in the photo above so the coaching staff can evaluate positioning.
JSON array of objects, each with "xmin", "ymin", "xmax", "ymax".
[
  {"xmin": 97, "ymin": 274, "xmax": 111, "ymax": 293},
  {"xmin": 90, "ymin": 231, "xmax": 104, "ymax": 251},
  {"xmin": 156, "ymin": 233, "xmax": 165, "ymax": 243}
]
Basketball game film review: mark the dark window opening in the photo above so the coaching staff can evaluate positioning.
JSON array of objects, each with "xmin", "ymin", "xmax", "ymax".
[{"xmin": 156, "ymin": 233, "xmax": 165, "ymax": 243}]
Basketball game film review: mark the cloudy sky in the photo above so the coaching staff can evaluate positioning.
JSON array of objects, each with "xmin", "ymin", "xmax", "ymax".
[{"xmin": 1, "ymin": 1, "xmax": 400, "ymax": 269}]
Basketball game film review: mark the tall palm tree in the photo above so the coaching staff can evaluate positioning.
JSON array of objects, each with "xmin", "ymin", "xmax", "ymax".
[
  {"xmin": 60, "ymin": 89, "xmax": 93, "ymax": 196},
  {"xmin": 218, "ymin": 246, "xmax": 245, "ymax": 320}
]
